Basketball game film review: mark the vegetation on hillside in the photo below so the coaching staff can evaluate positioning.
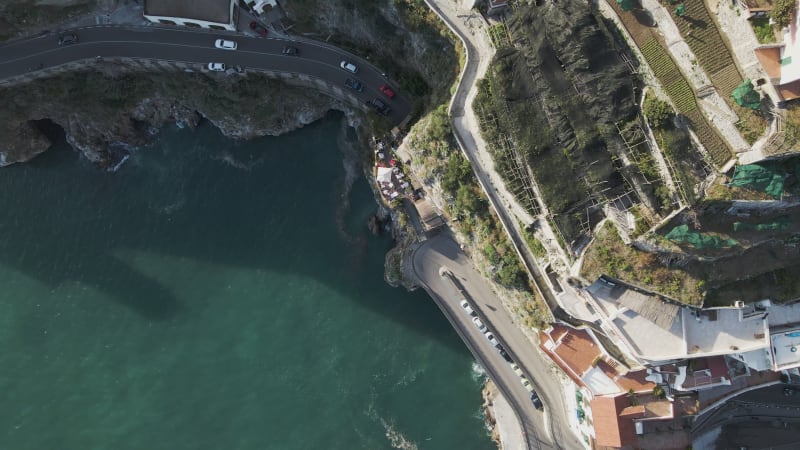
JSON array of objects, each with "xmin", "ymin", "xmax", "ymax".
[
  {"xmin": 473, "ymin": 1, "xmax": 644, "ymax": 249},
  {"xmin": 581, "ymin": 222, "xmax": 706, "ymax": 304},
  {"xmin": 771, "ymin": 0, "xmax": 797, "ymax": 27}
]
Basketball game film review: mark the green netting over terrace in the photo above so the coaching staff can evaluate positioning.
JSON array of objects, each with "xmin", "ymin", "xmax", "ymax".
[
  {"xmin": 730, "ymin": 163, "xmax": 785, "ymax": 198},
  {"xmin": 665, "ymin": 224, "xmax": 738, "ymax": 248},
  {"xmin": 616, "ymin": 0, "xmax": 634, "ymax": 11},
  {"xmin": 732, "ymin": 79, "xmax": 761, "ymax": 110},
  {"xmin": 733, "ymin": 215, "xmax": 791, "ymax": 232}
]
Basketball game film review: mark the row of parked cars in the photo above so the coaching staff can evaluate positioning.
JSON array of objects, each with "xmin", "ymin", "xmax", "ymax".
[
  {"xmin": 339, "ymin": 60, "xmax": 395, "ymax": 117},
  {"xmin": 460, "ymin": 298, "xmax": 543, "ymax": 410}
]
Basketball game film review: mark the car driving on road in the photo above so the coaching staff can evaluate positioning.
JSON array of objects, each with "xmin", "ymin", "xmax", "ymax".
[
  {"xmin": 214, "ymin": 39, "xmax": 237, "ymax": 50},
  {"xmin": 344, "ymin": 78, "xmax": 363, "ymax": 92},
  {"xmin": 207, "ymin": 62, "xmax": 226, "ymax": 72},
  {"xmin": 58, "ymin": 33, "xmax": 78, "ymax": 46},
  {"xmin": 340, "ymin": 61, "xmax": 358, "ymax": 73},
  {"xmin": 282, "ymin": 46, "xmax": 299, "ymax": 56},
  {"xmin": 472, "ymin": 316, "xmax": 487, "ymax": 333}
]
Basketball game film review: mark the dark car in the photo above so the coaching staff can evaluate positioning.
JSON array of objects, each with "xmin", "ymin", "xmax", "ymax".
[
  {"xmin": 498, "ymin": 348, "xmax": 513, "ymax": 363},
  {"xmin": 58, "ymin": 33, "xmax": 78, "ymax": 46},
  {"xmin": 281, "ymin": 46, "xmax": 299, "ymax": 56},
  {"xmin": 249, "ymin": 21, "xmax": 268, "ymax": 36},
  {"xmin": 380, "ymin": 83, "xmax": 395, "ymax": 99},
  {"xmin": 345, "ymin": 78, "xmax": 363, "ymax": 92},
  {"xmin": 367, "ymin": 98, "xmax": 391, "ymax": 116},
  {"xmin": 530, "ymin": 391, "xmax": 543, "ymax": 410}
]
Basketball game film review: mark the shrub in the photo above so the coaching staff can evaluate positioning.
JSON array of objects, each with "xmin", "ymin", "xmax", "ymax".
[
  {"xmin": 772, "ymin": 0, "xmax": 796, "ymax": 27},
  {"xmin": 643, "ymin": 96, "xmax": 674, "ymax": 129}
]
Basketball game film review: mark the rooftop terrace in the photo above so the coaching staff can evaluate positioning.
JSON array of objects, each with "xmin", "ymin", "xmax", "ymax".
[{"xmin": 586, "ymin": 279, "xmax": 769, "ymax": 362}]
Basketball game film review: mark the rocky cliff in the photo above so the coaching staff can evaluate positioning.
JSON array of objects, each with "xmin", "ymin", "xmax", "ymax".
[
  {"xmin": 0, "ymin": 68, "xmax": 341, "ymax": 168},
  {"xmin": 0, "ymin": 0, "xmax": 457, "ymax": 168}
]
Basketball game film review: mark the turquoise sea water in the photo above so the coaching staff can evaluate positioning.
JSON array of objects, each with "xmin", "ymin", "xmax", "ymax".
[{"xmin": 0, "ymin": 117, "xmax": 494, "ymax": 450}]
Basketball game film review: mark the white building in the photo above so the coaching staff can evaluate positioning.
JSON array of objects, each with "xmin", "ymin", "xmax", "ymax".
[
  {"xmin": 586, "ymin": 278, "xmax": 800, "ymax": 375},
  {"xmin": 144, "ymin": 0, "xmax": 237, "ymax": 31}
]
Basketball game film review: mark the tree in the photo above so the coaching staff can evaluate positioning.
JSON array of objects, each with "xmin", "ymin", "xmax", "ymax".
[
  {"xmin": 653, "ymin": 385, "xmax": 666, "ymax": 399},
  {"xmin": 772, "ymin": 0, "xmax": 797, "ymax": 28},
  {"xmin": 643, "ymin": 96, "xmax": 674, "ymax": 129}
]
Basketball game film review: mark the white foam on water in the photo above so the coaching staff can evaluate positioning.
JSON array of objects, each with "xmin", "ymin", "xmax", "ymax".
[
  {"xmin": 108, "ymin": 154, "xmax": 130, "ymax": 172},
  {"xmin": 380, "ymin": 417, "xmax": 419, "ymax": 450},
  {"xmin": 471, "ymin": 361, "xmax": 488, "ymax": 383}
]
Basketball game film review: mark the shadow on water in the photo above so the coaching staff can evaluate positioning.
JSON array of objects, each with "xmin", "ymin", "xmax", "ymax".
[{"xmin": 0, "ymin": 114, "xmax": 465, "ymax": 352}]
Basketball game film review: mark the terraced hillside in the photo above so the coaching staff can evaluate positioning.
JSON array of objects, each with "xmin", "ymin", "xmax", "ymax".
[
  {"xmin": 474, "ymin": 1, "xmax": 643, "ymax": 248},
  {"xmin": 669, "ymin": 0, "xmax": 768, "ymax": 143},
  {"xmin": 608, "ymin": 0, "xmax": 733, "ymax": 167}
]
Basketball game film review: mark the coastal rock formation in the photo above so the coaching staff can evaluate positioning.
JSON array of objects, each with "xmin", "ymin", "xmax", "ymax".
[{"xmin": 0, "ymin": 70, "xmax": 339, "ymax": 168}]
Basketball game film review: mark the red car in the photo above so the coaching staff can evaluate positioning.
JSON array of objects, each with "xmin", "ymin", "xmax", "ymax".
[
  {"xmin": 249, "ymin": 21, "xmax": 268, "ymax": 37},
  {"xmin": 380, "ymin": 83, "xmax": 395, "ymax": 99}
]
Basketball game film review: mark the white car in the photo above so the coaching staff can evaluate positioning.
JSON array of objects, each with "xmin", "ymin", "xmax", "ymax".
[
  {"xmin": 459, "ymin": 299, "xmax": 475, "ymax": 316},
  {"xmin": 214, "ymin": 39, "xmax": 237, "ymax": 50},
  {"xmin": 207, "ymin": 62, "xmax": 226, "ymax": 72},
  {"xmin": 472, "ymin": 316, "xmax": 487, "ymax": 333},
  {"xmin": 340, "ymin": 60, "xmax": 358, "ymax": 73},
  {"xmin": 484, "ymin": 331, "xmax": 500, "ymax": 348},
  {"xmin": 511, "ymin": 363, "xmax": 524, "ymax": 378},
  {"xmin": 521, "ymin": 378, "xmax": 534, "ymax": 392}
]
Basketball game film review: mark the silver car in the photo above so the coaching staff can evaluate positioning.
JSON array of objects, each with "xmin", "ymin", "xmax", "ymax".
[
  {"xmin": 214, "ymin": 39, "xmax": 237, "ymax": 50},
  {"xmin": 472, "ymin": 316, "xmax": 487, "ymax": 333},
  {"xmin": 207, "ymin": 62, "xmax": 226, "ymax": 72},
  {"xmin": 340, "ymin": 60, "xmax": 358, "ymax": 73}
]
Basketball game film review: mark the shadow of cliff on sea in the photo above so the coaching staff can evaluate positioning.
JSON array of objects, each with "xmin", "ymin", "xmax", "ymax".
[{"xmin": 0, "ymin": 114, "xmax": 467, "ymax": 353}]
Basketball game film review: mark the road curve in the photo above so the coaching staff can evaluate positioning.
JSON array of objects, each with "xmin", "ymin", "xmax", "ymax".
[
  {"xmin": 419, "ymin": 1, "xmax": 583, "ymax": 449},
  {"xmin": 0, "ymin": 26, "xmax": 411, "ymax": 125},
  {"xmin": 412, "ymin": 232, "xmax": 567, "ymax": 450}
]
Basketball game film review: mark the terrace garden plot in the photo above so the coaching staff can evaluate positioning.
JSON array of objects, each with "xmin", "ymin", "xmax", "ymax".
[
  {"xmin": 608, "ymin": 0, "xmax": 733, "ymax": 167},
  {"xmin": 474, "ymin": 1, "xmax": 647, "ymax": 249},
  {"xmin": 582, "ymin": 154, "xmax": 800, "ymax": 306},
  {"xmin": 668, "ymin": 0, "xmax": 769, "ymax": 144}
]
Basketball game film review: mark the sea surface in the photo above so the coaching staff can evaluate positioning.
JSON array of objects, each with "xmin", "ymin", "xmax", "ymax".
[{"xmin": 0, "ymin": 117, "xmax": 495, "ymax": 450}]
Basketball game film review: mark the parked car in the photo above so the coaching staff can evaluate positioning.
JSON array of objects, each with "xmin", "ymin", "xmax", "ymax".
[
  {"xmin": 498, "ymin": 348, "xmax": 513, "ymax": 363},
  {"xmin": 472, "ymin": 316, "xmax": 487, "ymax": 333},
  {"xmin": 214, "ymin": 39, "xmax": 237, "ymax": 50},
  {"xmin": 511, "ymin": 363, "xmax": 524, "ymax": 378},
  {"xmin": 530, "ymin": 391, "xmax": 543, "ymax": 410},
  {"xmin": 249, "ymin": 21, "xmax": 268, "ymax": 36},
  {"xmin": 282, "ymin": 46, "xmax": 299, "ymax": 56},
  {"xmin": 521, "ymin": 378, "xmax": 534, "ymax": 393},
  {"xmin": 340, "ymin": 60, "xmax": 358, "ymax": 73},
  {"xmin": 344, "ymin": 78, "xmax": 363, "ymax": 92},
  {"xmin": 58, "ymin": 33, "xmax": 78, "ymax": 46},
  {"xmin": 207, "ymin": 62, "xmax": 226, "ymax": 72},
  {"xmin": 484, "ymin": 331, "xmax": 500, "ymax": 348},
  {"xmin": 459, "ymin": 299, "xmax": 475, "ymax": 316},
  {"xmin": 380, "ymin": 83, "xmax": 395, "ymax": 99},
  {"xmin": 367, "ymin": 98, "xmax": 391, "ymax": 116}
]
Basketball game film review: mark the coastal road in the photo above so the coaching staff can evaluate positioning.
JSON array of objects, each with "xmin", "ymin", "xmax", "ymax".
[
  {"xmin": 0, "ymin": 26, "xmax": 411, "ymax": 125},
  {"xmin": 418, "ymin": 1, "xmax": 586, "ymax": 447},
  {"xmin": 412, "ymin": 232, "xmax": 583, "ymax": 450}
]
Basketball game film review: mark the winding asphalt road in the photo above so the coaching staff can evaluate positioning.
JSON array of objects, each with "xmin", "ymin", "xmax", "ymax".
[
  {"xmin": 0, "ymin": 26, "xmax": 411, "ymax": 125},
  {"xmin": 412, "ymin": 232, "xmax": 582, "ymax": 450}
]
